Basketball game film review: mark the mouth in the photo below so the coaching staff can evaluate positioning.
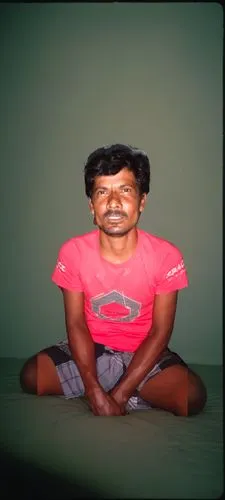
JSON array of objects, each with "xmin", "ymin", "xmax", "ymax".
[
  {"xmin": 107, "ymin": 215, "xmax": 123, "ymax": 219},
  {"xmin": 105, "ymin": 215, "xmax": 125, "ymax": 222}
]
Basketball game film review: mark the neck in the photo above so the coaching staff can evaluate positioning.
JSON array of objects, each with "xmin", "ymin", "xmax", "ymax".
[{"xmin": 99, "ymin": 227, "xmax": 139, "ymax": 264}]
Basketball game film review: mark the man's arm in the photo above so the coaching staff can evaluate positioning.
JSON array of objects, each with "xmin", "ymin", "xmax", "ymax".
[
  {"xmin": 61, "ymin": 289, "xmax": 125, "ymax": 416},
  {"xmin": 110, "ymin": 291, "xmax": 178, "ymax": 407}
]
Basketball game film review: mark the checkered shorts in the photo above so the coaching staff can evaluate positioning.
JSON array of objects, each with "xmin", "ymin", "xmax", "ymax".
[{"xmin": 42, "ymin": 340, "xmax": 187, "ymax": 412}]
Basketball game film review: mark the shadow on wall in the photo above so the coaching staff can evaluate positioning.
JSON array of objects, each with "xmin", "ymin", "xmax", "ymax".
[{"xmin": 1, "ymin": 449, "xmax": 103, "ymax": 500}]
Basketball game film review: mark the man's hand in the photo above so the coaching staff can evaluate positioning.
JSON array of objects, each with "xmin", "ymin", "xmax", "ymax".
[
  {"xmin": 109, "ymin": 386, "xmax": 128, "ymax": 414},
  {"xmin": 86, "ymin": 386, "xmax": 127, "ymax": 416}
]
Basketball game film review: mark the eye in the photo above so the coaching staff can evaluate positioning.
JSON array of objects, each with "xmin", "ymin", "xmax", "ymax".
[
  {"xmin": 121, "ymin": 187, "xmax": 132, "ymax": 193},
  {"xmin": 97, "ymin": 189, "xmax": 107, "ymax": 196}
]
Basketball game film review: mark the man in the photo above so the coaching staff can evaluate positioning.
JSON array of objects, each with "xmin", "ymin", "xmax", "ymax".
[{"xmin": 20, "ymin": 144, "xmax": 207, "ymax": 416}]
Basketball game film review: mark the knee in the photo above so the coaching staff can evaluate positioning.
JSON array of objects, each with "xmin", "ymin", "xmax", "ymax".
[
  {"xmin": 187, "ymin": 374, "xmax": 207, "ymax": 416},
  {"xmin": 174, "ymin": 370, "xmax": 207, "ymax": 417},
  {"xmin": 20, "ymin": 355, "xmax": 38, "ymax": 394}
]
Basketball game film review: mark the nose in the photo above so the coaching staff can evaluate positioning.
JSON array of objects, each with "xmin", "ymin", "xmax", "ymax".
[{"xmin": 107, "ymin": 190, "xmax": 122, "ymax": 209}]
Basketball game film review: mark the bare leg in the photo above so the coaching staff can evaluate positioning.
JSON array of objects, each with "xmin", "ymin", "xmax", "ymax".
[
  {"xmin": 20, "ymin": 352, "xmax": 63, "ymax": 395},
  {"xmin": 139, "ymin": 364, "xmax": 207, "ymax": 416}
]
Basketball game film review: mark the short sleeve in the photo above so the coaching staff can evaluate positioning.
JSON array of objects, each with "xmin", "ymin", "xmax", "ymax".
[
  {"xmin": 155, "ymin": 243, "xmax": 189, "ymax": 295},
  {"xmin": 51, "ymin": 239, "xmax": 83, "ymax": 292}
]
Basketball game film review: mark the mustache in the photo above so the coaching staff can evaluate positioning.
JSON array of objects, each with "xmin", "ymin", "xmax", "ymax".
[{"xmin": 104, "ymin": 210, "xmax": 127, "ymax": 218}]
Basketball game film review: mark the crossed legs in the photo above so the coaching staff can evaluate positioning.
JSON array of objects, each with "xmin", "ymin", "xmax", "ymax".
[{"xmin": 20, "ymin": 352, "xmax": 207, "ymax": 417}]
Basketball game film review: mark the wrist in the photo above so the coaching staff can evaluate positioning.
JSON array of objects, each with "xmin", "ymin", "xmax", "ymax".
[
  {"xmin": 85, "ymin": 382, "xmax": 103, "ymax": 399},
  {"xmin": 111, "ymin": 386, "xmax": 129, "ymax": 405}
]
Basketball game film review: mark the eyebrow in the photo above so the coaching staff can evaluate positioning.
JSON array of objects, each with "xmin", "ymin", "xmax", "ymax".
[{"xmin": 94, "ymin": 183, "xmax": 135, "ymax": 192}]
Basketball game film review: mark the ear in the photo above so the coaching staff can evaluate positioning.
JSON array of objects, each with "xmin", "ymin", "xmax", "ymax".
[
  {"xmin": 88, "ymin": 198, "xmax": 94, "ymax": 215},
  {"xmin": 139, "ymin": 193, "xmax": 147, "ymax": 213}
]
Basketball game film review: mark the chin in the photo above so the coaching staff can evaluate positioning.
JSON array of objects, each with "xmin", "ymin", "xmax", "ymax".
[{"xmin": 99, "ymin": 224, "xmax": 136, "ymax": 237}]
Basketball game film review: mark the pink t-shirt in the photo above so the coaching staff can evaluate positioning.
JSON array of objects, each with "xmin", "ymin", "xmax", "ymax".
[{"xmin": 51, "ymin": 229, "xmax": 188, "ymax": 352}]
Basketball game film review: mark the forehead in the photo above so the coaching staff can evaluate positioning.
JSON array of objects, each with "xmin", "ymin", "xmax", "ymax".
[{"xmin": 94, "ymin": 168, "xmax": 137, "ymax": 187}]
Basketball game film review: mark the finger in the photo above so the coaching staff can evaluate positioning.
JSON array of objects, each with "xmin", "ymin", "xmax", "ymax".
[{"xmin": 91, "ymin": 405, "xmax": 100, "ymax": 416}]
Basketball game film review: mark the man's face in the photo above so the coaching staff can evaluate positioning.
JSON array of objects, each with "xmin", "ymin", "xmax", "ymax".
[{"xmin": 89, "ymin": 168, "xmax": 146, "ymax": 237}]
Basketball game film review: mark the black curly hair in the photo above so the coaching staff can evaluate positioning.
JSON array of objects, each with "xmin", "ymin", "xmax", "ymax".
[{"xmin": 84, "ymin": 144, "xmax": 150, "ymax": 198}]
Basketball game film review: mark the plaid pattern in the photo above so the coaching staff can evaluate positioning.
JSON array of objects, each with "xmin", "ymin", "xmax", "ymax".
[{"xmin": 43, "ymin": 340, "xmax": 187, "ymax": 412}]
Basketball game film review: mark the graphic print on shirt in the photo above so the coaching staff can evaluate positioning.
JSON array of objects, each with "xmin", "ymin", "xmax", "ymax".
[{"xmin": 91, "ymin": 290, "xmax": 141, "ymax": 322}]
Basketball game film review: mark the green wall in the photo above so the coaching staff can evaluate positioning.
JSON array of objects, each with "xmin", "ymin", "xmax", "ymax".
[{"xmin": 0, "ymin": 3, "xmax": 222, "ymax": 364}]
